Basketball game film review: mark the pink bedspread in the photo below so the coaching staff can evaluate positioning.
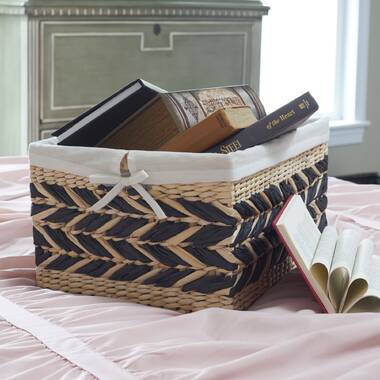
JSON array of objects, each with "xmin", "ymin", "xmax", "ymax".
[{"xmin": 1, "ymin": 156, "xmax": 380, "ymax": 380}]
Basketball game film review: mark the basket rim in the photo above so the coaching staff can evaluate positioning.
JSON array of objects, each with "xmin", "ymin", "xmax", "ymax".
[{"xmin": 29, "ymin": 118, "xmax": 329, "ymax": 186}]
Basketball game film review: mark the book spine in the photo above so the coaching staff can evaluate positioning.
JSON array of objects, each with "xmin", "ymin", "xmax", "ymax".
[
  {"xmin": 158, "ymin": 109, "xmax": 231, "ymax": 152},
  {"xmin": 206, "ymin": 92, "xmax": 319, "ymax": 154},
  {"xmin": 158, "ymin": 107, "xmax": 256, "ymax": 153},
  {"xmin": 160, "ymin": 85, "xmax": 266, "ymax": 132}
]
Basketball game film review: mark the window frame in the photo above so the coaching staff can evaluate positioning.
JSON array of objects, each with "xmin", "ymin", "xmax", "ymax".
[
  {"xmin": 328, "ymin": 0, "xmax": 371, "ymax": 147},
  {"xmin": 260, "ymin": 0, "xmax": 371, "ymax": 147}
]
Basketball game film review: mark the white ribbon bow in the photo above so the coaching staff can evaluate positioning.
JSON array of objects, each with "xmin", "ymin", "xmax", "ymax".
[{"xmin": 88, "ymin": 170, "xmax": 166, "ymax": 220}]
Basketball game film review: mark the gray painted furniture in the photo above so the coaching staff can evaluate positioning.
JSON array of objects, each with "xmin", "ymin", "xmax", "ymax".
[{"xmin": 0, "ymin": 0, "xmax": 268, "ymax": 155}]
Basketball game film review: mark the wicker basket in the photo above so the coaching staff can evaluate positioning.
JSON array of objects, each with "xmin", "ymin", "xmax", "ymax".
[{"xmin": 30, "ymin": 134, "xmax": 328, "ymax": 312}]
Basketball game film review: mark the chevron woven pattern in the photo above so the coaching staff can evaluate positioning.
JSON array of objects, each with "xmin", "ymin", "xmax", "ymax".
[{"xmin": 31, "ymin": 143, "xmax": 328, "ymax": 312}]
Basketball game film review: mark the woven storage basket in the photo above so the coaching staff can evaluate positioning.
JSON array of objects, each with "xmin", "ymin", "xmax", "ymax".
[{"xmin": 30, "ymin": 121, "xmax": 329, "ymax": 313}]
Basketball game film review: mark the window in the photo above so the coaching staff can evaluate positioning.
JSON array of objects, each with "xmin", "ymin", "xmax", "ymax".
[{"xmin": 260, "ymin": 0, "xmax": 370, "ymax": 146}]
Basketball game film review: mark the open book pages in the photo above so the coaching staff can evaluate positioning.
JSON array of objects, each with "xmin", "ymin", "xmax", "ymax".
[{"xmin": 274, "ymin": 195, "xmax": 380, "ymax": 313}]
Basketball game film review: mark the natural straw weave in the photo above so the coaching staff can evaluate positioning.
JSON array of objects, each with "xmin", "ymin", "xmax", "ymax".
[{"xmin": 31, "ymin": 143, "xmax": 328, "ymax": 312}]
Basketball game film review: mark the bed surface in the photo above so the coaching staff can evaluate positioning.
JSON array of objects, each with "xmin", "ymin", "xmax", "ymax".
[{"xmin": 1, "ymin": 156, "xmax": 380, "ymax": 380}]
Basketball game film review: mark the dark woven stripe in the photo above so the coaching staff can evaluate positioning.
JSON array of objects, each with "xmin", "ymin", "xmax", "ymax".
[
  {"xmin": 176, "ymin": 199, "xmax": 237, "ymax": 225},
  {"xmin": 157, "ymin": 200, "xmax": 187, "ymax": 218},
  {"xmin": 250, "ymin": 236, "xmax": 273, "ymax": 256},
  {"xmin": 184, "ymin": 225, "xmax": 236, "ymax": 246},
  {"xmin": 249, "ymin": 193, "xmax": 268, "ymax": 213},
  {"xmin": 75, "ymin": 234, "xmax": 114, "ymax": 258},
  {"xmin": 108, "ymin": 240, "xmax": 151, "ymax": 263},
  {"xmin": 30, "ymin": 183, "xmax": 46, "ymax": 199},
  {"xmin": 185, "ymin": 247, "xmax": 238, "ymax": 271},
  {"xmin": 233, "ymin": 245, "xmax": 256, "ymax": 266},
  {"xmin": 263, "ymin": 185, "xmax": 283, "ymax": 206},
  {"xmin": 105, "ymin": 217, "xmax": 147, "ymax": 238},
  {"xmin": 303, "ymin": 166, "xmax": 319, "ymax": 184},
  {"xmin": 76, "ymin": 259, "xmax": 115, "ymax": 277},
  {"xmin": 74, "ymin": 213, "xmax": 113, "ymax": 232},
  {"xmin": 250, "ymin": 213, "xmax": 267, "ymax": 239},
  {"xmin": 31, "ymin": 203, "xmax": 52, "ymax": 216},
  {"xmin": 35, "ymin": 246, "xmax": 52, "ymax": 266},
  {"xmin": 299, "ymin": 190, "xmax": 306, "ymax": 203},
  {"xmin": 234, "ymin": 220, "xmax": 254, "ymax": 244},
  {"xmin": 230, "ymin": 262, "xmax": 256, "ymax": 296},
  {"xmin": 110, "ymin": 264, "xmax": 151, "ymax": 281},
  {"xmin": 316, "ymin": 175, "xmax": 328, "ymax": 199},
  {"xmin": 98, "ymin": 185, "xmax": 139, "ymax": 198},
  {"xmin": 279, "ymin": 181, "xmax": 295, "ymax": 199},
  {"xmin": 107, "ymin": 195, "xmax": 144, "ymax": 214},
  {"xmin": 140, "ymin": 221, "xmax": 189, "ymax": 242},
  {"xmin": 43, "ymin": 226, "xmax": 82, "ymax": 254},
  {"xmin": 315, "ymin": 156, "xmax": 328, "ymax": 173},
  {"xmin": 261, "ymin": 229, "xmax": 279, "ymax": 249},
  {"xmin": 318, "ymin": 212, "xmax": 327, "ymax": 232},
  {"xmin": 307, "ymin": 203, "xmax": 317, "ymax": 219},
  {"xmin": 71, "ymin": 187, "xmax": 100, "ymax": 206},
  {"xmin": 305, "ymin": 180, "xmax": 318, "ymax": 204},
  {"xmin": 45, "ymin": 208, "xmax": 82, "ymax": 224},
  {"xmin": 266, "ymin": 204, "xmax": 281, "ymax": 228},
  {"xmin": 143, "ymin": 268, "xmax": 194, "ymax": 287},
  {"xmin": 182, "ymin": 272, "xmax": 236, "ymax": 294},
  {"xmin": 46, "ymin": 254, "xmax": 83, "ymax": 271},
  {"xmin": 106, "ymin": 188, "xmax": 155, "ymax": 213},
  {"xmin": 33, "ymin": 227, "xmax": 52, "ymax": 248},
  {"xmin": 41, "ymin": 183, "xmax": 77, "ymax": 207},
  {"xmin": 142, "ymin": 245, "xmax": 191, "ymax": 267},
  {"xmin": 292, "ymin": 173, "xmax": 307, "ymax": 192},
  {"xmin": 125, "ymin": 186, "xmax": 139, "ymax": 197},
  {"xmin": 234, "ymin": 201, "xmax": 258, "ymax": 219}
]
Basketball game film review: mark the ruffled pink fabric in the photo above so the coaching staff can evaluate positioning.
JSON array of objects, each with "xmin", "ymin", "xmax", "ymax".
[{"xmin": 0, "ymin": 156, "xmax": 380, "ymax": 380}]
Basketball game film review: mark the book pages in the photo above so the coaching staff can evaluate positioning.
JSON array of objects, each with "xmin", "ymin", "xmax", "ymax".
[
  {"xmin": 311, "ymin": 226, "xmax": 338, "ymax": 292},
  {"xmin": 368, "ymin": 255, "xmax": 380, "ymax": 297},
  {"xmin": 279, "ymin": 196, "xmax": 321, "ymax": 268},
  {"xmin": 274, "ymin": 194, "xmax": 380, "ymax": 313},
  {"xmin": 348, "ymin": 255, "xmax": 380, "ymax": 312},
  {"xmin": 342, "ymin": 239, "xmax": 373, "ymax": 312},
  {"xmin": 274, "ymin": 195, "xmax": 335, "ymax": 313},
  {"xmin": 327, "ymin": 229, "xmax": 361, "ymax": 311}
]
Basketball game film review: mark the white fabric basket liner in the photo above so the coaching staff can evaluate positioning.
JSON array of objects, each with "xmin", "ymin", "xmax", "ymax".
[
  {"xmin": 30, "ymin": 118, "xmax": 328, "ymax": 184},
  {"xmin": 29, "ymin": 118, "xmax": 329, "ymax": 219}
]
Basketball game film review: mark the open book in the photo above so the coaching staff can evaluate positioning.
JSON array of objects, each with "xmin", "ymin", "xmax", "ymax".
[{"xmin": 273, "ymin": 195, "xmax": 380, "ymax": 313}]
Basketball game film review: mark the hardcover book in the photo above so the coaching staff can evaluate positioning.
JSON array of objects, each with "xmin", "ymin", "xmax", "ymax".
[
  {"xmin": 54, "ymin": 79, "xmax": 166, "ymax": 147},
  {"xmin": 99, "ymin": 84, "xmax": 266, "ymax": 151},
  {"xmin": 159, "ymin": 106, "xmax": 257, "ymax": 153},
  {"xmin": 273, "ymin": 195, "xmax": 380, "ymax": 313},
  {"xmin": 207, "ymin": 92, "xmax": 318, "ymax": 154}
]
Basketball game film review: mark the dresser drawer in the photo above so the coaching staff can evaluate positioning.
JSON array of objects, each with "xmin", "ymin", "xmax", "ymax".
[
  {"xmin": 40, "ymin": 20, "xmax": 257, "ymax": 123},
  {"xmin": 40, "ymin": 129, "xmax": 57, "ymax": 140}
]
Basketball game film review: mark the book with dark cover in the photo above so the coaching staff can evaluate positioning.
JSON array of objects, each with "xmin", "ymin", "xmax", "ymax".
[
  {"xmin": 206, "ymin": 92, "xmax": 318, "ymax": 154},
  {"xmin": 99, "ymin": 84, "xmax": 266, "ymax": 151},
  {"xmin": 54, "ymin": 79, "xmax": 166, "ymax": 147}
]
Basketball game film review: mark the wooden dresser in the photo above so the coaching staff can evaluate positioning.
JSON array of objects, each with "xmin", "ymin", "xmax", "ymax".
[{"xmin": 0, "ymin": 0, "xmax": 268, "ymax": 154}]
